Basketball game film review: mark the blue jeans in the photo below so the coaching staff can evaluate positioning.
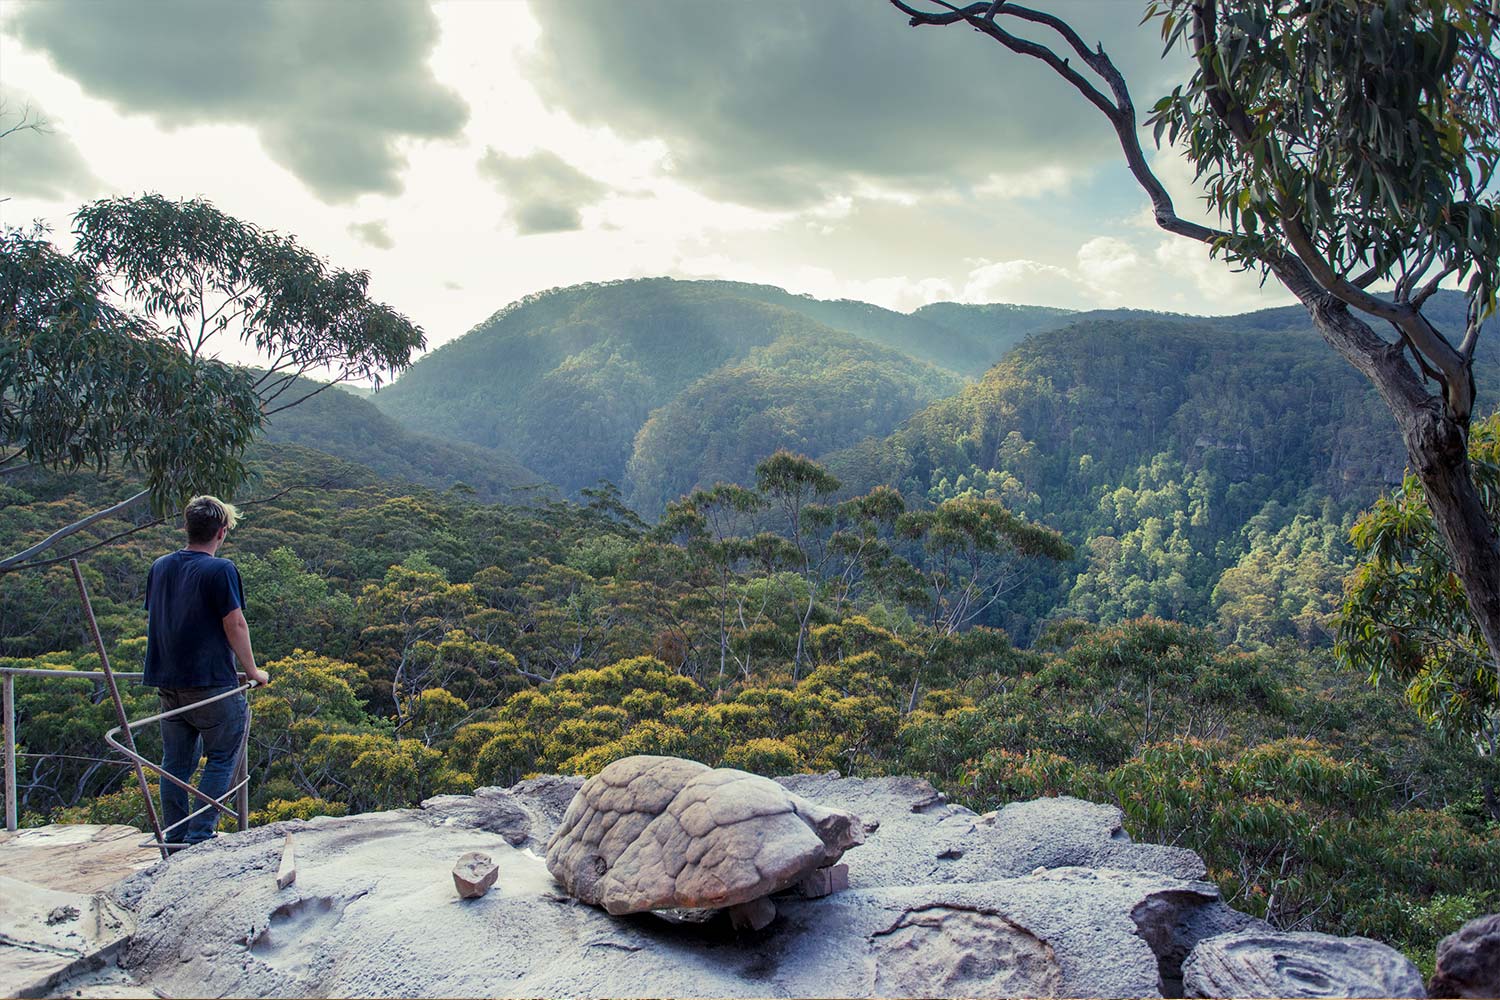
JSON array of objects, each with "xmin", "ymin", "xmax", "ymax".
[{"xmin": 157, "ymin": 686, "xmax": 248, "ymax": 846}]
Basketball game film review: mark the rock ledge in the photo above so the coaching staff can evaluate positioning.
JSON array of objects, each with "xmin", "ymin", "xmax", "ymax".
[{"xmin": 104, "ymin": 771, "xmax": 1418, "ymax": 999}]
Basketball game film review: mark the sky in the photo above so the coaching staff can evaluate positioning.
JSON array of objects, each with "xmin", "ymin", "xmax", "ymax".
[{"xmin": 0, "ymin": 0, "xmax": 1294, "ymax": 366}]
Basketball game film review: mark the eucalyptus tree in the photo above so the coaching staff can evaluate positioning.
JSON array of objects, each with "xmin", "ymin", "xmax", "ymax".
[
  {"xmin": 755, "ymin": 450, "xmax": 844, "ymax": 678},
  {"xmin": 1, "ymin": 228, "xmax": 260, "ymax": 517},
  {"xmin": 654, "ymin": 483, "xmax": 768, "ymax": 691},
  {"xmin": 1338, "ymin": 412, "xmax": 1500, "ymax": 817},
  {"xmin": 0, "ymin": 195, "xmax": 424, "ymax": 570},
  {"xmin": 889, "ymin": 0, "xmax": 1500, "ymax": 667},
  {"xmin": 71, "ymin": 195, "xmax": 422, "ymax": 413}
]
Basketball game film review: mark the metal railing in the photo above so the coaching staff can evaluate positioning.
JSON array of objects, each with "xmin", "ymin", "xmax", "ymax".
[{"xmin": 1, "ymin": 560, "xmax": 252, "ymax": 858}]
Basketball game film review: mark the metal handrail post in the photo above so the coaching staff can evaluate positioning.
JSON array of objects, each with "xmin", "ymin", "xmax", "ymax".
[
  {"xmin": 4, "ymin": 672, "xmax": 15, "ymax": 832},
  {"xmin": 235, "ymin": 723, "xmax": 249, "ymax": 831},
  {"xmin": 72, "ymin": 559, "xmax": 168, "ymax": 859}
]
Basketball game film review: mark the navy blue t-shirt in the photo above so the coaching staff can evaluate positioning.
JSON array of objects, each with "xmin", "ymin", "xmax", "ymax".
[{"xmin": 143, "ymin": 550, "xmax": 245, "ymax": 688}]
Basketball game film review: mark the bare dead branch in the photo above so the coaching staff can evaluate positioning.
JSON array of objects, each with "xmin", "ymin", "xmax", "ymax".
[
  {"xmin": 0, "ymin": 101, "xmax": 52, "ymax": 142},
  {"xmin": 0, "ymin": 489, "xmax": 150, "ymax": 570},
  {"xmin": 0, "ymin": 481, "xmax": 334, "ymax": 574},
  {"xmin": 261, "ymin": 376, "xmax": 348, "ymax": 416}
]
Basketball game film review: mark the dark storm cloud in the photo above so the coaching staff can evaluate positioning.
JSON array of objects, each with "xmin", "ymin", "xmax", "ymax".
[
  {"xmin": 348, "ymin": 220, "xmax": 396, "ymax": 250},
  {"xmin": 10, "ymin": 0, "xmax": 467, "ymax": 202},
  {"xmin": 0, "ymin": 92, "xmax": 103, "ymax": 200},
  {"xmin": 525, "ymin": 0, "xmax": 1171, "ymax": 208},
  {"xmin": 477, "ymin": 149, "xmax": 609, "ymax": 235}
]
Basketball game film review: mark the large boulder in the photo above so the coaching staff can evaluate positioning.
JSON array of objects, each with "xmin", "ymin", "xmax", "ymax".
[
  {"xmin": 1429, "ymin": 913, "xmax": 1500, "ymax": 998},
  {"xmin": 1183, "ymin": 929, "xmax": 1426, "ymax": 998},
  {"xmin": 544, "ymin": 756, "xmax": 862, "ymax": 919}
]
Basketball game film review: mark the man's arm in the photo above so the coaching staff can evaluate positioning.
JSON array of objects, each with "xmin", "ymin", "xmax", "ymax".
[{"xmin": 223, "ymin": 608, "xmax": 270, "ymax": 686}]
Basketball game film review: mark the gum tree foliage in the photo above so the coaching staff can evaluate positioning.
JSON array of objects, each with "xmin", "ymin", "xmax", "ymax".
[
  {"xmin": 70, "ymin": 195, "xmax": 423, "ymax": 412},
  {"xmin": 0, "ymin": 195, "xmax": 424, "ymax": 570},
  {"xmin": 1, "ymin": 230, "xmax": 260, "ymax": 513},
  {"xmin": 890, "ymin": 0, "xmax": 1500, "ymax": 669}
]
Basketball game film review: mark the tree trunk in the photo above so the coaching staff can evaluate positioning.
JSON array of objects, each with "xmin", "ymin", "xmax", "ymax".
[
  {"xmin": 1401, "ymin": 406, "xmax": 1500, "ymax": 669},
  {"xmin": 1304, "ymin": 296, "xmax": 1500, "ymax": 671}
]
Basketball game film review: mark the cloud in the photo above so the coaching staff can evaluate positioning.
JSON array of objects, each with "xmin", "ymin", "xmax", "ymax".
[
  {"xmin": 948, "ymin": 236, "xmax": 1290, "ymax": 314},
  {"xmin": 477, "ymin": 148, "xmax": 609, "ymax": 235},
  {"xmin": 347, "ymin": 220, "xmax": 395, "ymax": 250},
  {"xmin": 1075, "ymin": 236, "xmax": 1143, "ymax": 303},
  {"xmin": 774, "ymin": 232, "xmax": 1291, "ymax": 315},
  {"xmin": 0, "ymin": 91, "xmax": 104, "ymax": 200},
  {"xmin": 1151, "ymin": 236, "xmax": 1290, "ymax": 313},
  {"xmin": 958, "ymin": 258, "xmax": 1088, "ymax": 309},
  {"xmin": 525, "ymin": 0, "xmax": 1169, "ymax": 208},
  {"xmin": 9, "ymin": 0, "xmax": 467, "ymax": 202}
]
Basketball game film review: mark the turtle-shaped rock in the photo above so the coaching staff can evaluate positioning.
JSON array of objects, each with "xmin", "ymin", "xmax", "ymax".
[{"xmin": 545, "ymin": 755, "xmax": 864, "ymax": 926}]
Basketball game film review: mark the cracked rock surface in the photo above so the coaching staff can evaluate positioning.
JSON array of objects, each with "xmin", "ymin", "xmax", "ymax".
[
  {"xmin": 107, "ymin": 768, "xmax": 1325, "ymax": 998},
  {"xmin": 546, "ymin": 756, "xmax": 863, "ymax": 914},
  {"xmin": 1182, "ymin": 929, "xmax": 1426, "ymax": 998}
]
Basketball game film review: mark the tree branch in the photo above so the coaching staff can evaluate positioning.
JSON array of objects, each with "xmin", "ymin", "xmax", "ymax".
[
  {"xmin": 262, "ymin": 376, "xmax": 348, "ymax": 416},
  {"xmin": 0, "ymin": 490, "xmax": 150, "ymax": 570},
  {"xmin": 895, "ymin": 0, "xmax": 1229, "ymax": 246},
  {"xmin": 0, "ymin": 512, "xmax": 172, "ymax": 573},
  {"xmin": 1410, "ymin": 265, "xmax": 1456, "ymax": 311},
  {"xmin": 0, "ymin": 482, "xmax": 322, "ymax": 574}
]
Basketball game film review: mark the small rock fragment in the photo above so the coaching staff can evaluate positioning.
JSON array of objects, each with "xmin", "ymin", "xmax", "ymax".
[
  {"xmin": 276, "ymin": 832, "xmax": 297, "ymax": 890},
  {"xmin": 797, "ymin": 863, "xmax": 849, "ymax": 898},
  {"xmin": 46, "ymin": 904, "xmax": 80, "ymax": 925},
  {"xmin": 909, "ymin": 791, "xmax": 946, "ymax": 813},
  {"xmin": 453, "ymin": 851, "xmax": 499, "ymax": 899},
  {"xmin": 1430, "ymin": 912, "xmax": 1500, "ymax": 999},
  {"xmin": 937, "ymin": 846, "xmax": 964, "ymax": 860},
  {"xmin": 728, "ymin": 895, "xmax": 776, "ymax": 931}
]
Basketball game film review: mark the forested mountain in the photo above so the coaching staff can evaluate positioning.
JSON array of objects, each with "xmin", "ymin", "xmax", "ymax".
[
  {"xmin": 370, "ymin": 279, "xmax": 961, "ymax": 502},
  {"xmin": 912, "ymin": 300, "xmax": 1080, "ymax": 362},
  {"xmin": 258, "ymin": 377, "xmax": 550, "ymax": 503},
  {"xmin": 825, "ymin": 291, "xmax": 1498, "ymax": 641},
  {"xmin": 690, "ymin": 281, "xmax": 1072, "ymax": 375},
  {"xmin": 362, "ymin": 280, "xmax": 1494, "ymax": 643},
  {"xmin": 624, "ymin": 333, "xmax": 955, "ymax": 511}
]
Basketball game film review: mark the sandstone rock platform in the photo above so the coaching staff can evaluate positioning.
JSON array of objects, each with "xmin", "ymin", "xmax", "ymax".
[
  {"xmin": 0, "ymin": 874, "xmax": 136, "ymax": 999},
  {"xmin": 107, "ymin": 772, "xmax": 1281, "ymax": 998}
]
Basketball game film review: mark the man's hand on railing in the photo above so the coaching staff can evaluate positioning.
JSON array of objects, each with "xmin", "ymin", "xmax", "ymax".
[{"xmin": 245, "ymin": 666, "xmax": 271, "ymax": 688}]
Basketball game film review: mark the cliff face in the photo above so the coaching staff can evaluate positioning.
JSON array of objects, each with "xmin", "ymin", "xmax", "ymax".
[{"xmin": 110, "ymin": 774, "xmax": 1415, "ymax": 999}]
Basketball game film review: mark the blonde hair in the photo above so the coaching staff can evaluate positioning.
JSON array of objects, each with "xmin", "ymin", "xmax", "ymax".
[{"xmin": 184, "ymin": 495, "xmax": 239, "ymax": 544}]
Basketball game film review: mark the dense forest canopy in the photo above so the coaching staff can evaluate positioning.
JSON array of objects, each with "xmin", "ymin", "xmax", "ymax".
[{"xmin": 363, "ymin": 280, "xmax": 1496, "ymax": 648}]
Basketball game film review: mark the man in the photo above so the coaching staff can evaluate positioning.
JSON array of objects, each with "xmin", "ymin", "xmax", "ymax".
[{"xmin": 143, "ymin": 495, "xmax": 270, "ymax": 849}]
